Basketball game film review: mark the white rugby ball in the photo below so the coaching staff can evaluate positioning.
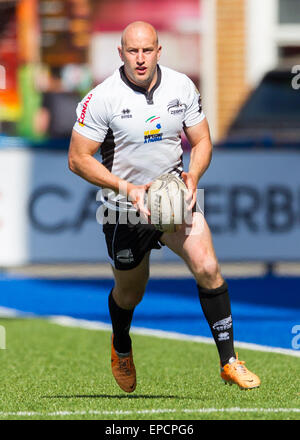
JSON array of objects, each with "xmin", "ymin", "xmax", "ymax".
[{"xmin": 147, "ymin": 173, "xmax": 187, "ymax": 233}]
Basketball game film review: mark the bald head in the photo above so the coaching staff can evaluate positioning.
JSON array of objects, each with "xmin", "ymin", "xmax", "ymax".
[
  {"xmin": 118, "ymin": 21, "xmax": 162, "ymax": 90},
  {"xmin": 121, "ymin": 21, "xmax": 159, "ymax": 48}
]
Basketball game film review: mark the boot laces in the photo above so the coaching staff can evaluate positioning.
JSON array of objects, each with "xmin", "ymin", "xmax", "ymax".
[
  {"xmin": 233, "ymin": 360, "xmax": 248, "ymax": 374},
  {"xmin": 119, "ymin": 357, "xmax": 132, "ymax": 375}
]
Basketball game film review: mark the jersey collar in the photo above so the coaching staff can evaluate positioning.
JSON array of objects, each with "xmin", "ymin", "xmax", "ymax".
[{"xmin": 119, "ymin": 65, "xmax": 161, "ymax": 105}]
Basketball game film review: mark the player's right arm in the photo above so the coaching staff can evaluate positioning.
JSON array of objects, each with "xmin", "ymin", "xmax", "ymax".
[
  {"xmin": 69, "ymin": 129, "xmax": 120, "ymax": 190},
  {"xmin": 68, "ymin": 130, "xmax": 150, "ymax": 216}
]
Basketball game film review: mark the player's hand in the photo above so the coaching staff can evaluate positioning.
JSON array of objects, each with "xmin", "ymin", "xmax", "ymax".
[
  {"xmin": 127, "ymin": 182, "xmax": 152, "ymax": 219},
  {"xmin": 181, "ymin": 172, "xmax": 197, "ymax": 211}
]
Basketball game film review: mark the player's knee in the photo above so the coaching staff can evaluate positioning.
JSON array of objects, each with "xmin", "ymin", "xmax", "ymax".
[
  {"xmin": 193, "ymin": 255, "xmax": 220, "ymax": 285},
  {"xmin": 114, "ymin": 285, "xmax": 146, "ymax": 309},
  {"xmin": 203, "ymin": 257, "xmax": 220, "ymax": 280},
  {"xmin": 119, "ymin": 294, "xmax": 144, "ymax": 309}
]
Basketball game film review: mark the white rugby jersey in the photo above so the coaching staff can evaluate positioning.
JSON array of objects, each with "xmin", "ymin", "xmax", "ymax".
[{"xmin": 73, "ymin": 65, "xmax": 205, "ymax": 210}]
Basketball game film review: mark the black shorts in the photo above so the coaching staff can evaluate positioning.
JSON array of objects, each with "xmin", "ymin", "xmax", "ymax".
[{"xmin": 102, "ymin": 208, "xmax": 164, "ymax": 271}]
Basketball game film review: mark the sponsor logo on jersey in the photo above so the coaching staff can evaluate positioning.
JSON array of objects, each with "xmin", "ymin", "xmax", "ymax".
[
  {"xmin": 167, "ymin": 99, "xmax": 187, "ymax": 115},
  {"xmin": 78, "ymin": 93, "xmax": 93, "ymax": 126},
  {"xmin": 144, "ymin": 115, "xmax": 163, "ymax": 143},
  {"xmin": 121, "ymin": 108, "xmax": 132, "ymax": 119}
]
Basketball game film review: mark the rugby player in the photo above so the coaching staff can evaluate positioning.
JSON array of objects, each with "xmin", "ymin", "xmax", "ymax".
[{"xmin": 68, "ymin": 21, "xmax": 260, "ymax": 392}]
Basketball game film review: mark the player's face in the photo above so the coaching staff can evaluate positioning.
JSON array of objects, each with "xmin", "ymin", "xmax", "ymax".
[{"xmin": 118, "ymin": 27, "xmax": 162, "ymax": 90}]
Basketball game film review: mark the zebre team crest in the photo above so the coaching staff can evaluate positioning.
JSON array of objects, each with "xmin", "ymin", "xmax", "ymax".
[{"xmin": 167, "ymin": 99, "xmax": 187, "ymax": 115}]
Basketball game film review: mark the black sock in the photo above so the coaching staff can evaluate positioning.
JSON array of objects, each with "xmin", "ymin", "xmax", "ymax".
[
  {"xmin": 197, "ymin": 281, "xmax": 235, "ymax": 367},
  {"xmin": 108, "ymin": 289, "xmax": 134, "ymax": 354}
]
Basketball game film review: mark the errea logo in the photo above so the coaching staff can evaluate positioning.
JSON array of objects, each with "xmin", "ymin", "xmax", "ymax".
[{"xmin": 121, "ymin": 108, "xmax": 132, "ymax": 119}]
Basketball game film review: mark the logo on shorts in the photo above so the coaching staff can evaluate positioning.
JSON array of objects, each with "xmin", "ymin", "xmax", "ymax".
[
  {"xmin": 78, "ymin": 93, "xmax": 93, "ymax": 126},
  {"xmin": 167, "ymin": 99, "xmax": 187, "ymax": 115},
  {"xmin": 144, "ymin": 115, "xmax": 163, "ymax": 143},
  {"xmin": 116, "ymin": 249, "xmax": 134, "ymax": 264}
]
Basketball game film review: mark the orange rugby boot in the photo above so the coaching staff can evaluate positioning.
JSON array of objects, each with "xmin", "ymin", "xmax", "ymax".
[
  {"xmin": 220, "ymin": 354, "xmax": 261, "ymax": 390},
  {"xmin": 111, "ymin": 334, "xmax": 136, "ymax": 393}
]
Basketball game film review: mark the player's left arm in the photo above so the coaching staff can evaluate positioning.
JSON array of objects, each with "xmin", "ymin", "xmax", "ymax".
[{"xmin": 182, "ymin": 117, "xmax": 212, "ymax": 209}]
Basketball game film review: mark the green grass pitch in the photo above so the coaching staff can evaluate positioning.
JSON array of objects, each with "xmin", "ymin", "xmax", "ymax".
[{"xmin": 0, "ymin": 317, "xmax": 299, "ymax": 420}]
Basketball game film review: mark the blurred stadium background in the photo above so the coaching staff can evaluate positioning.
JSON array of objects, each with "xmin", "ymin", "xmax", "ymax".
[{"xmin": 0, "ymin": 0, "xmax": 300, "ymax": 363}]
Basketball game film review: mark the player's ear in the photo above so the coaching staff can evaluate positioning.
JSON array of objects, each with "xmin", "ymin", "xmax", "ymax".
[
  {"xmin": 157, "ymin": 45, "xmax": 162, "ymax": 61},
  {"xmin": 118, "ymin": 46, "xmax": 124, "ymax": 61}
]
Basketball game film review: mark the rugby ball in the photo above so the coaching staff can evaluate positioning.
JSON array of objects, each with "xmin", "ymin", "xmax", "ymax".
[{"xmin": 147, "ymin": 173, "xmax": 187, "ymax": 233}]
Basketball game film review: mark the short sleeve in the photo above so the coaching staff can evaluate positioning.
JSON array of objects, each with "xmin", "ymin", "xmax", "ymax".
[
  {"xmin": 183, "ymin": 78, "xmax": 205, "ymax": 127},
  {"xmin": 73, "ymin": 89, "xmax": 109, "ymax": 142}
]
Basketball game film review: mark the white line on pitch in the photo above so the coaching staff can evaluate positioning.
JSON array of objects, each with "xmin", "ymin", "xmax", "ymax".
[
  {"xmin": 1, "ymin": 308, "xmax": 299, "ymax": 358},
  {"xmin": 0, "ymin": 408, "xmax": 299, "ymax": 418},
  {"xmin": 48, "ymin": 315, "xmax": 300, "ymax": 358}
]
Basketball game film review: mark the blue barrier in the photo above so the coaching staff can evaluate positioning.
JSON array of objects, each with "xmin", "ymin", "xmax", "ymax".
[{"xmin": 0, "ymin": 276, "xmax": 299, "ymax": 350}]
